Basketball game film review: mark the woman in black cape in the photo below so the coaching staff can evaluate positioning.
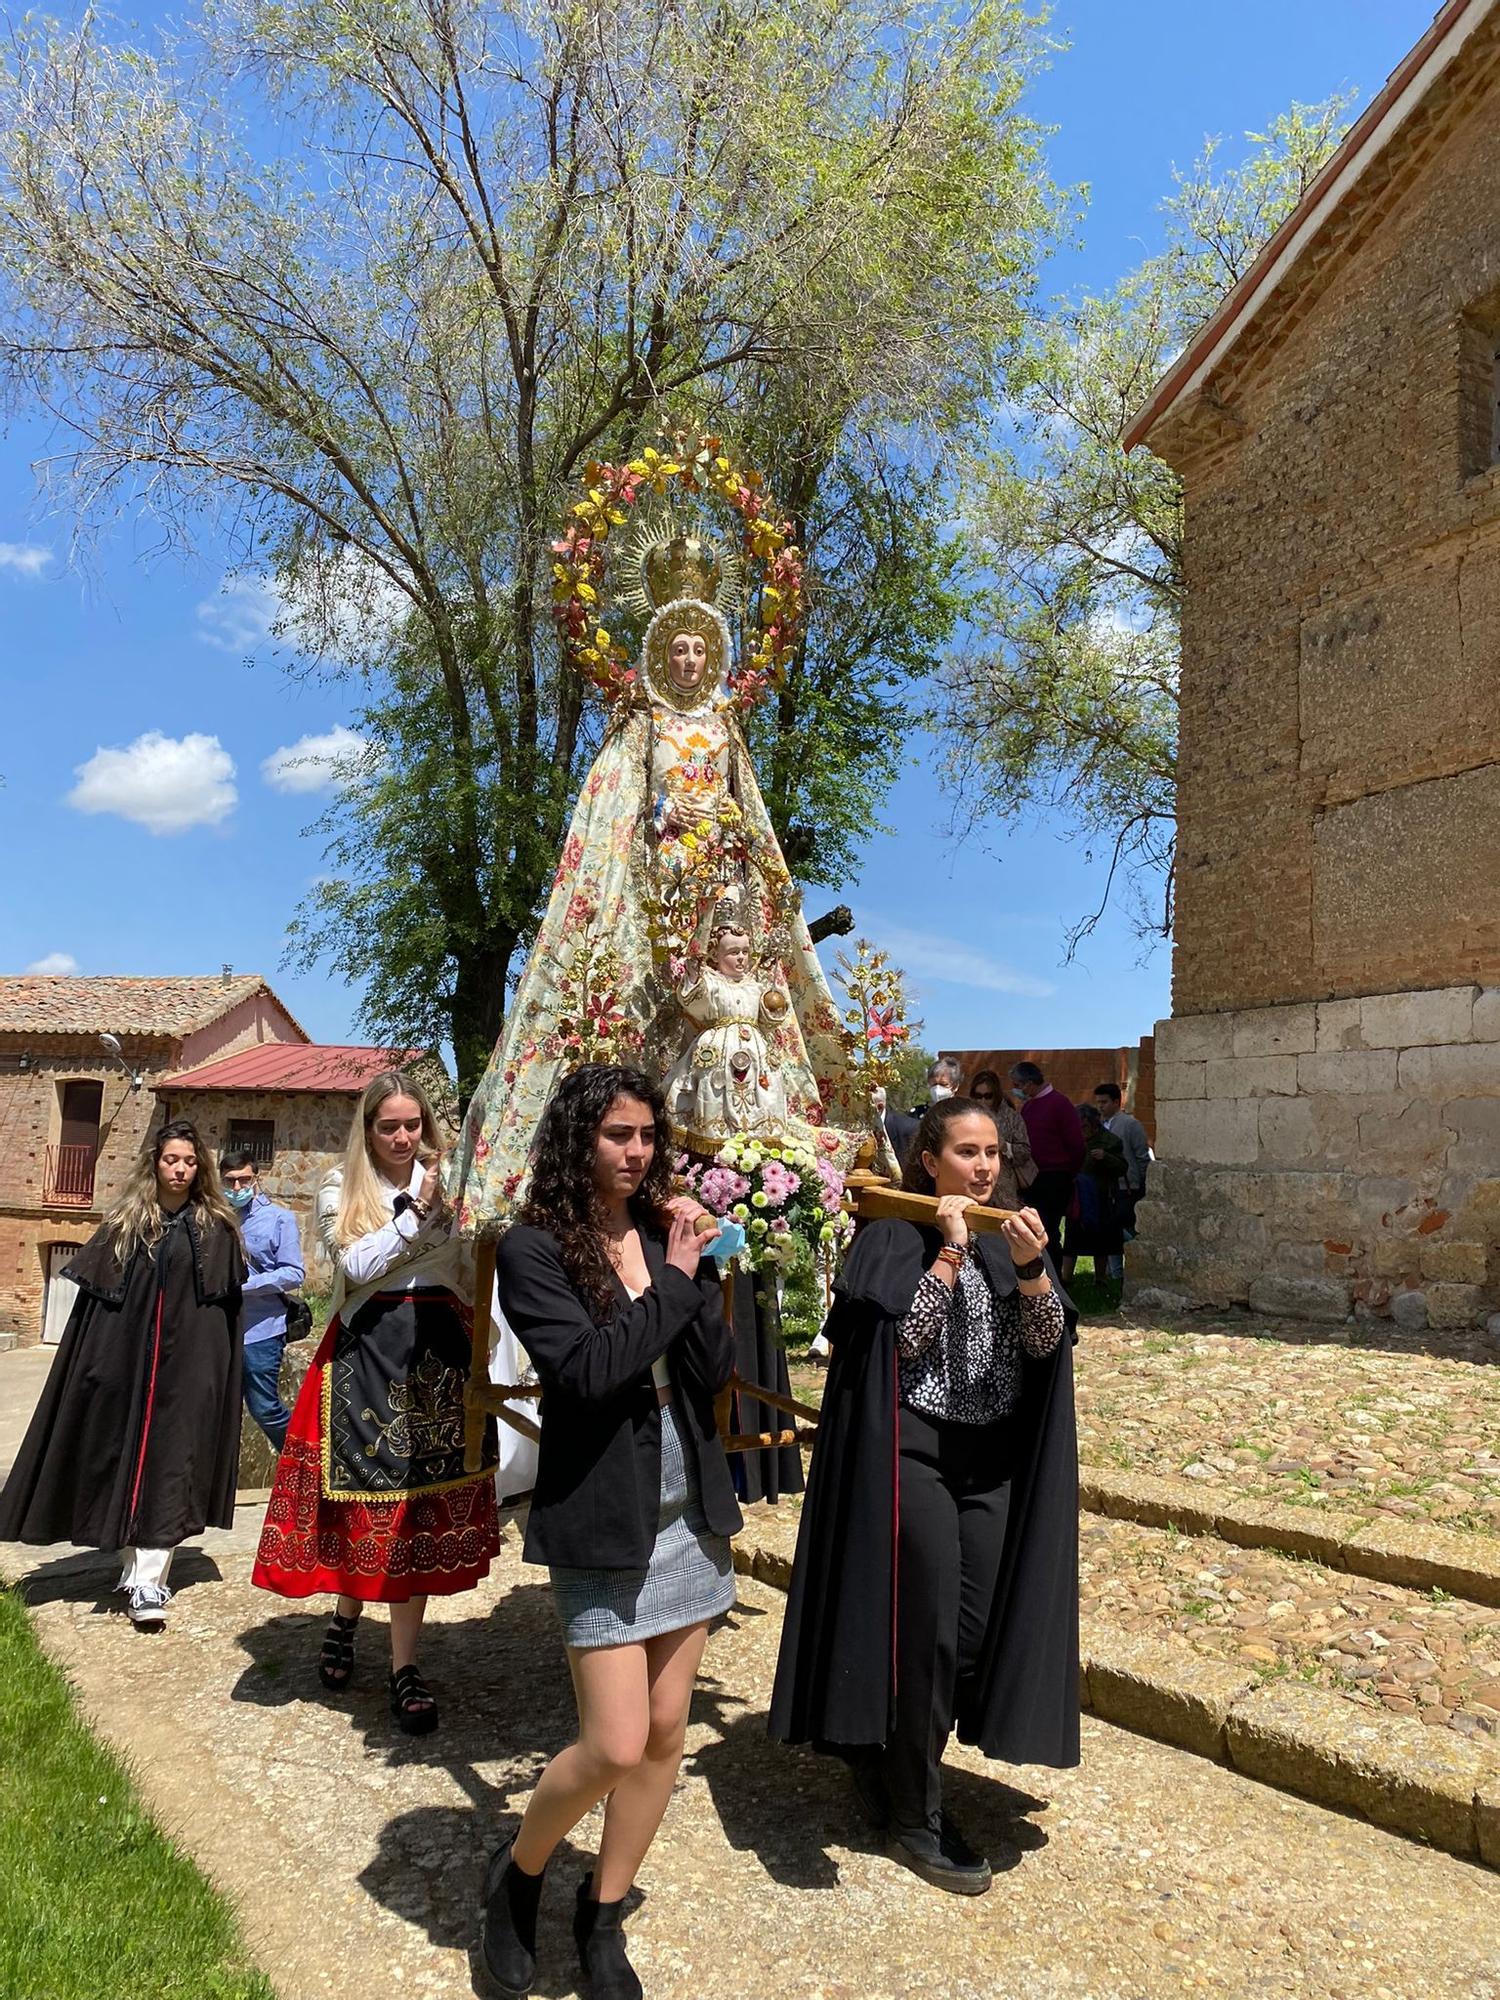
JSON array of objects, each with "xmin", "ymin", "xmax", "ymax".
[
  {"xmin": 0, "ymin": 1119, "xmax": 245, "ymax": 1631},
  {"xmin": 768, "ymin": 1095, "xmax": 1079, "ymax": 1893}
]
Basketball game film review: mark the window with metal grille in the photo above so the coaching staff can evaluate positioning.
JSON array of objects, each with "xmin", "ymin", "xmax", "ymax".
[{"xmin": 227, "ymin": 1118, "xmax": 275, "ymax": 1167}]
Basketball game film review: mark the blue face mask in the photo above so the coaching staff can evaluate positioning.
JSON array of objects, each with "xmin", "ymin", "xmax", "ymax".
[{"xmin": 227, "ymin": 1186, "xmax": 255, "ymax": 1210}]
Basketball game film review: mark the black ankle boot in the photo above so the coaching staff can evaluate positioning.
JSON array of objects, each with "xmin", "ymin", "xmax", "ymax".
[
  {"xmin": 480, "ymin": 1838, "xmax": 545, "ymax": 1997},
  {"xmin": 573, "ymin": 1873, "xmax": 643, "ymax": 2000}
]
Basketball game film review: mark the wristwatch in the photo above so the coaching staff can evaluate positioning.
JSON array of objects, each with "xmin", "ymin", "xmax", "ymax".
[{"xmin": 1011, "ymin": 1256, "xmax": 1045, "ymax": 1281}]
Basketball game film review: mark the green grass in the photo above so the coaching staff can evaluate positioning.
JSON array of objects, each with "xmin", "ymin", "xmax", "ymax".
[{"xmin": 0, "ymin": 1590, "xmax": 275, "ymax": 2000}]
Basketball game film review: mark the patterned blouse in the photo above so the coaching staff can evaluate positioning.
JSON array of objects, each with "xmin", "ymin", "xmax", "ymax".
[{"xmin": 897, "ymin": 1249, "xmax": 1067, "ymax": 1425}]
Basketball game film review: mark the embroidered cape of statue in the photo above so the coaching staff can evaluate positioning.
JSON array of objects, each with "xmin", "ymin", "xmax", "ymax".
[{"xmin": 448, "ymin": 462, "xmax": 892, "ymax": 1232}]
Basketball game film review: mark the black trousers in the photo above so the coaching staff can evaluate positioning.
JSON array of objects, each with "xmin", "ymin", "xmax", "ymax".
[
  {"xmin": 883, "ymin": 1402, "xmax": 1015, "ymax": 1831},
  {"xmin": 1027, "ymin": 1168, "xmax": 1075, "ymax": 1266}
]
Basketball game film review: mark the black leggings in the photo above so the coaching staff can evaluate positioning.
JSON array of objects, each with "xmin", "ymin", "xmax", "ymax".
[{"xmin": 883, "ymin": 1402, "xmax": 1015, "ymax": 1830}]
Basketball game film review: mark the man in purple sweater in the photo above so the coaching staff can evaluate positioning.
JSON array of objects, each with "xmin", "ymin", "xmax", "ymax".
[{"xmin": 1008, "ymin": 1061, "xmax": 1085, "ymax": 1266}]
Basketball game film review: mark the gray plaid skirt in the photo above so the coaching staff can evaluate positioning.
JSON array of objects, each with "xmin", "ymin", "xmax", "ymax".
[{"xmin": 549, "ymin": 1400, "xmax": 736, "ymax": 1649}]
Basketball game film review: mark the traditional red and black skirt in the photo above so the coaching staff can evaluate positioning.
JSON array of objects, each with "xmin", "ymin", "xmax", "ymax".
[{"xmin": 252, "ymin": 1288, "xmax": 500, "ymax": 1603}]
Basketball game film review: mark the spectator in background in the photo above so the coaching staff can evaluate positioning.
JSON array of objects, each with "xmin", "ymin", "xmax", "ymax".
[
  {"xmin": 1008, "ymin": 1061, "xmax": 1085, "ymax": 1266},
  {"xmin": 1093, "ymin": 1082, "xmax": 1152, "ymax": 1283},
  {"xmin": 221, "ymin": 1149, "xmax": 304, "ymax": 1454},
  {"xmin": 967, "ymin": 1069, "xmax": 1035, "ymax": 1209},
  {"xmin": 883, "ymin": 1056, "xmax": 961, "ymax": 1172},
  {"xmin": 1062, "ymin": 1105, "xmax": 1126, "ymax": 1288}
]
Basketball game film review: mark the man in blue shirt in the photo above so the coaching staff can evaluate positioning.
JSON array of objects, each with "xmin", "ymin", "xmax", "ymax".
[{"xmin": 220, "ymin": 1149, "xmax": 305, "ymax": 1453}]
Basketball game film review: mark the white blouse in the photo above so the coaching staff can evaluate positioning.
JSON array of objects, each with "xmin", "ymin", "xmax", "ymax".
[
  {"xmin": 317, "ymin": 1161, "xmax": 472, "ymax": 1319},
  {"xmin": 622, "ymin": 1281, "xmax": 672, "ymax": 1393}
]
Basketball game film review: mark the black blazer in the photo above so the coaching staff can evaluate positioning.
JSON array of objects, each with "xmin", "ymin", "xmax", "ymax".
[{"xmin": 496, "ymin": 1222, "xmax": 742, "ymax": 1568}]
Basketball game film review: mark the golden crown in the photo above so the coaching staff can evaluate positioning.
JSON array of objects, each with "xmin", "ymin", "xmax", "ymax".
[{"xmin": 644, "ymin": 534, "xmax": 721, "ymax": 609}]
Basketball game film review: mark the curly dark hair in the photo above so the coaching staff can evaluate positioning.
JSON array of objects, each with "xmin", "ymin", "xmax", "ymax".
[
  {"xmin": 517, "ymin": 1064, "xmax": 674, "ymax": 1322},
  {"xmin": 900, "ymin": 1097, "xmax": 999, "ymax": 1196}
]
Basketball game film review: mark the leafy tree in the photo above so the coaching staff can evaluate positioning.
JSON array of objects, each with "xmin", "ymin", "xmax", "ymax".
[
  {"xmin": 0, "ymin": 0, "xmax": 1053, "ymax": 1091},
  {"xmin": 945, "ymin": 97, "xmax": 1352, "ymax": 949}
]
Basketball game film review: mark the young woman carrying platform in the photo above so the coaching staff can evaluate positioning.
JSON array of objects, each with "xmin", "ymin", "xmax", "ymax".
[
  {"xmin": 482, "ymin": 1063, "xmax": 739, "ymax": 2000},
  {"xmin": 769, "ymin": 1095, "xmax": 1080, "ymax": 1892}
]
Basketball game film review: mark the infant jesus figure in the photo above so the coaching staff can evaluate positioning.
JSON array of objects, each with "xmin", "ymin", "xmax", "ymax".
[{"xmin": 664, "ymin": 920, "xmax": 792, "ymax": 1157}]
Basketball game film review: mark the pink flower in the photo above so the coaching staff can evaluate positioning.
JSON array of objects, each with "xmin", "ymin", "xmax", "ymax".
[
  {"xmin": 760, "ymin": 1161, "xmax": 800, "ymax": 1206},
  {"xmin": 697, "ymin": 1166, "xmax": 750, "ymax": 1212}
]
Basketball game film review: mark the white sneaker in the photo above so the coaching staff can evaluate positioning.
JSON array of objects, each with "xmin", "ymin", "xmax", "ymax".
[{"xmin": 127, "ymin": 1584, "xmax": 172, "ymax": 1630}]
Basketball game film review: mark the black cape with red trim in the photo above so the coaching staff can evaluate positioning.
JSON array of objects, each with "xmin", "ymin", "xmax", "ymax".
[
  {"xmin": 0, "ymin": 1209, "xmax": 244, "ymax": 1551},
  {"xmin": 767, "ymin": 1217, "xmax": 1080, "ymax": 1768}
]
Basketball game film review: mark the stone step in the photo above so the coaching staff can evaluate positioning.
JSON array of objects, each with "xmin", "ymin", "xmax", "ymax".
[
  {"xmin": 733, "ymin": 1503, "xmax": 1500, "ymax": 1868},
  {"xmin": 1080, "ymin": 1464, "xmax": 1500, "ymax": 1604}
]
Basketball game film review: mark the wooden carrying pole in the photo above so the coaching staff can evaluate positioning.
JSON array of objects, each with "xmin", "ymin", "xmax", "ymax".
[{"xmin": 848, "ymin": 1183, "xmax": 1017, "ymax": 1234}]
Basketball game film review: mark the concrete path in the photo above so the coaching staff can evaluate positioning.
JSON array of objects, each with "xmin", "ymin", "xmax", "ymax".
[{"xmin": 4, "ymin": 1346, "xmax": 1500, "ymax": 2000}]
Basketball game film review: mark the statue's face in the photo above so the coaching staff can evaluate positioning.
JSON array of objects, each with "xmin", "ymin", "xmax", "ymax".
[
  {"xmin": 714, "ymin": 929, "xmax": 752, "ymax": 978},
  {"xmin": 667, "ymin": 630, "xmax": 709, "ymax": 692}
]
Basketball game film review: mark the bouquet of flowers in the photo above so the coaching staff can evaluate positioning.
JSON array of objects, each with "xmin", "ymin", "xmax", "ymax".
[{"xmin": 679, "ymin": 1134, "xmax": 853, "ymax": 1273}]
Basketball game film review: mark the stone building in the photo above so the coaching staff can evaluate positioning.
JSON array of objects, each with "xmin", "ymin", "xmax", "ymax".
[
  {"xmin": 160, "ymin": 1041, "xmax": 427, "ymax": 1284},
  {"xmin": 0, "ymin": 974, "xmax": 308, "ymax": 1345},
  {"xmin": 1124, "ymin": 0, "xmax": 1500, "ymax": 1327}
]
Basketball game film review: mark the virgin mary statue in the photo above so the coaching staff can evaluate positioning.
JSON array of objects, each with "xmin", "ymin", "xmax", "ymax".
[{"xmin": 447, "ymin": 442, "xmax": 888, "ymax": 1234}]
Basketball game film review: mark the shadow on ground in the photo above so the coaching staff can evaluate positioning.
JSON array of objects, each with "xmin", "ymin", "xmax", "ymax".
[
  {"xmin": 230, "ymin": 1581, "xmax": 1053, "ymax": 1994},
  {"xmin": 11, "ymin": 1543, "xmax": 224, "ymax": 1610}
]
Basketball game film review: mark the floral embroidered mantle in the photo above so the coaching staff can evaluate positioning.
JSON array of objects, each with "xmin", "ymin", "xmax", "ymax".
[{"xmin": 447, "ymin": 695, "xmax": 887, "ymax": 1232}]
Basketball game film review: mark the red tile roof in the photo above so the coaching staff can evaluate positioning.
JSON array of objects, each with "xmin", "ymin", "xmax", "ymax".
[
  {"xmin": 161, "ymin": 1044, "xmax": 427, "ymax": 1094},
  {"xmin": 0, "ymin": 974, "xmax": 309, "ymax": 1040}
]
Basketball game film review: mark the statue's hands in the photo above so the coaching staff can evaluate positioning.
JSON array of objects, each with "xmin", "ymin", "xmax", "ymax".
[{"xmin": 664, "ymin": 800, "xmax": 713, "ymax": 836}]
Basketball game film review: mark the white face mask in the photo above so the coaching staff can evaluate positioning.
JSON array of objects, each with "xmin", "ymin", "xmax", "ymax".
[{"xmin": 927, "ymin": 1082, "xmax": 955, "ymax": 1103}]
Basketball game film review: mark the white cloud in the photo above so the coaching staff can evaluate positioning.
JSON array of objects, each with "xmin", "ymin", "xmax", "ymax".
[
  {"xmin": 0, "ymin": 542, "xmax": 53, "ymax": 578},
  {"xmin": 24, "ymin": 951, "xmax": 80, "ymax": 975},
  {"xmin": 858, "ymin": 917, "xmax": 1056, "ymax": 1001},
  {"xmin": 197, "ymin": 552, "xmax": 409, "ymax": 665},
  {"xmin": 197, "ymin": 574, "xmax": 285, "ymax": 654},
  {"xmin": 261, "ymin": 725, "xmax": 369, "ymax": 794},
  {"xmin": 66, "ymin": 731, "xmax": 238, "ymax": 835}
]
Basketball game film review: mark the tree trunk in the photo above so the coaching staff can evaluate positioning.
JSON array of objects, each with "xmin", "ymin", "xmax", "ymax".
[{"xmin": 449, "ymin": 934, "xmax": 516, "ymax": 1111}]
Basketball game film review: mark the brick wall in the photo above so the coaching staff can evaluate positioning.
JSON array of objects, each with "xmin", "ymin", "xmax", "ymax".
[
  {"xmin": 161, "ymin": 1087, "xmax": 357, "ymax": 1281},
  {"xmin": 1157, "ymin": 44, "xmax": 1500, "ymax": 1018},
  {"xmin": 0, "ymin": 1037, "xmax": 180, "ymax": 1344},
  {"xmin": 942, "ymin": 1046, "xmax": 1155, "ymax": 1142}
]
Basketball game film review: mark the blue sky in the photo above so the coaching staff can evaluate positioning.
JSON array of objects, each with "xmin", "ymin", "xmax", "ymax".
[{"xmin": 0, "ymin": 0, "xmax": 1432, "ymax": 1052}]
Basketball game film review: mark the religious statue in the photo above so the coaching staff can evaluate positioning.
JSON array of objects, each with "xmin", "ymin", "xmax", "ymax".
[
  {"xmin": 446, "ymin": 433, "xmax": 891, "ymax": 1232},
  {"xmin": 664, "ymin": 909, "xmax": 791, "ymax": 1155}
]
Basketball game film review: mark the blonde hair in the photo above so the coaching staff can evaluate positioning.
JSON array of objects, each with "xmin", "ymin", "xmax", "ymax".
[
  {"xmin": 327, "ymin": 1070, "xmax": 446, "ymax": 1248},
  {"xmin": 107, "ymin": 1119, "xmax": 240, "ymax": 1256}
]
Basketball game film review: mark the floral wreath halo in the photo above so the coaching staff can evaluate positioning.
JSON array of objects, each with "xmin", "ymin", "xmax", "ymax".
[{"xmin": 550, "ymin": 431, "xmax": 808, "ymax": 713}]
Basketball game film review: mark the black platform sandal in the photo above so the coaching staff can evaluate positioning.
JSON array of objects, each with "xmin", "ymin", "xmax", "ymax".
[
  {"xmin": 317, "ymin": 1609, "xmax": 360, "ymax": 1690},
  {"xmin": 390, "ymin": 1663, "xmax": 439, "ymax": 1735}
]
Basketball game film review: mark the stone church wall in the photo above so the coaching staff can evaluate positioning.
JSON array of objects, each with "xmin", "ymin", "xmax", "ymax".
[
  {"xmin": 1132, "ymin": 983, "xmax": 1500, "ymax": 1327},
  {"xmin": 1137, "ymin": 43, "xmax": 1500, "ymax": 1325}
]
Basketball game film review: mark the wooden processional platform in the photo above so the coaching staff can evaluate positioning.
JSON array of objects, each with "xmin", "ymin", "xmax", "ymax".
[{"xmin": 460, "ymin": 1182, "xmax": 1018, "ymax": 1474}]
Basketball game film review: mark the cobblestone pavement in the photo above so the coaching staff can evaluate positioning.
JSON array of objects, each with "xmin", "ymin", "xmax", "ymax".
[
  {"xmin": 797, "ymin": 1313, "xmax": 1500, "ymax": 1539},
  {"xmin": 1081, "ymin": 1515, "xmax": 1500, "ymax": 1739},
  {"xmin": 6, "ymin": 1348, "xmax": 1500, "ymax": 2000},
  {"xmin": 1074, "ymin": 1315, "xmax": 1500, "ymax": 1534},
  {"xmin": 8, "ymin": 1526, "xmax": 1500, "ymax": 2000}
]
